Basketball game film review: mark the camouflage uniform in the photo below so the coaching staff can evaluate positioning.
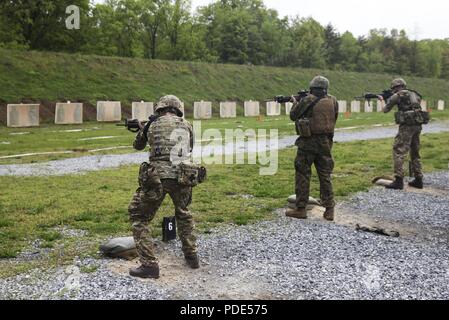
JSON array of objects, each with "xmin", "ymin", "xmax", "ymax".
[
  {"xmin": 290, "ymin": 92, "xmax": 339, "ymax": 209},
  {"xmin": 128, "ymin": 100, "xmax": 197, "ymax": 267},
  {"xmin": 383, "ymin": 89, "xmax": 423, "ymax": 180}
]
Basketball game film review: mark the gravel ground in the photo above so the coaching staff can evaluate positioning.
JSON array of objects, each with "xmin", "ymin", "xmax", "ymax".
[
  {"xmin": 1, "ymin": 121, "xmax": 448, "ymax": 177},
  {"xmin": 1, "ymin": 171, "xmax": 448, "ymax": 300}
]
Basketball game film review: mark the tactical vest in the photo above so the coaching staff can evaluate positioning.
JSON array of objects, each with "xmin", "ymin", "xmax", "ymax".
[
  {"xmin": 397, "ymin": 90, "xmax": 422, "ymax": 112},
  {"xmin": 147, "ymin": 115, "xmax": 192, "ymax": 179},
  {"xmin": 308, "ymin": 96, "xmax": 337, "ymax": 135}
]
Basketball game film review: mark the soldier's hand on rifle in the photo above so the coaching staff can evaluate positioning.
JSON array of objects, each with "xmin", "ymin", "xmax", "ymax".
[
  {"xmin": 138, "ymin": 121, "xmax": 145, "ymax": 130},
  {"xmin": 377, "ymin": 95, "xmax": 384, "ymax": 101},
  {"xmin": 291, "ymin": 95, "xmax": 297, "ymax": 103}
]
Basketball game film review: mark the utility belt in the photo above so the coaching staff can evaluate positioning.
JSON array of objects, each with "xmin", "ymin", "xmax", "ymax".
[
  {"xmin": 139, "ymin": 161, "xmax": 207, "ymax": 190},
  {"xmin": 295, "ymin": 118, "xmax": 334, "ymax": 137},
  {"xmin": 394, "ymin": 110, "xmax": 430, "ymax": 126}
]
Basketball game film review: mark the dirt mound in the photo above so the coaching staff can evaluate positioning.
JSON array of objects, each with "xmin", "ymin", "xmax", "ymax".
[{"xmin": 0, "ymin": 100, "xmax": 132, "ymax": 125}]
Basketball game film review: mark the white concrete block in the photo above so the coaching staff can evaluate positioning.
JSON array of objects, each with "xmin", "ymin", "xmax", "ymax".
[
  {"xmin": 338, "ymin": 101, "xmax": 347, "ymax": 113},
  {"xmin": 219, "ymin": 102, "xmax": 237, "ymax": 118},
  {"xmin": 285, "ymin": 102, "xmax": 293, "ymax": 115},
  {"xmin": 438, "ymin": 100, "xmax": 445, "ymax": 111},
  {"xmin": 132, "ymin": 101, "xmax": 154, "ymax": 121},
  {"xmin": 377, "ymin": 99, "xmax": 385, "ymax": 112},
  {"xmin": 97, "ymin": 101, "xmax": 121, "ymax": 122},
  {"xmin": 421, "ymin": 100, "xmax": 427, "ymax": 111},
  {"xmin": 266, "ymin": 101, "xmax": 281, "ymax": 116},
  {"xmin": 55, "ymin": 102, "xmax": 83, "ymax": 124},
  {"xmin": 364, "ymin": 101, "xmax": 373, "ymax": 113},
  {"xmin": 350, "ymin": 101, "xmax": 361, "ymax": 113},
  {"xmin": 7, "ymin": 104, "xmax": 39, "ymax": 127},
  {"xmin": 194, "ymin": 101, "xmax": 212, "ymax": 119},
  {"xmin": 244, "ymin": 101, "xmax": 260, "ymax": 117}
]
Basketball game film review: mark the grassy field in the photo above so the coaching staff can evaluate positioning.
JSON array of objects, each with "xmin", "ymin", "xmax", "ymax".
[
  {"xmin": 1, "ymin": 48, "xmax": 449, "ymax": 120},
  {"xmin": 1, "ymin": 111, "xmax": 449, "ymax": 165},
  {"xmin": 0, "ymin": 131, "xmax": 448, "ymax": 277}
]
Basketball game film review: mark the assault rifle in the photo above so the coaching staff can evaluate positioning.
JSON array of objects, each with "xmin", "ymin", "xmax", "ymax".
[
  {"xmin": 117, "ymin": 115, "xmax": 159, "ymax": 133},
  {"xmin": 268, "ymin": 90, "xmax": 309, "ymax": 104},
  {"xmin": 355, "ymin": 89, "xmax": 393, "ymax": 103}
]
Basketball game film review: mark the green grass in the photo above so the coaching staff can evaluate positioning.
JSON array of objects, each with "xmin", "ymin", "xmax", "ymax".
[
  {"xmin": 1, "ymin": 48, "xmax": 449, "ymax": 116},
  {"xmin": 0, "ymin": 132, "xmax": 448, "ymax": 277},
  {"xmin": 1, "ymin": 111, "xmax": 449, "ymax": 165}
]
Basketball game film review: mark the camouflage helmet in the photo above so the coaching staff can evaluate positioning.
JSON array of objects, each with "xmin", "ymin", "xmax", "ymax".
[
  {"xmin": 155, "ymin": 95, "xmax": 183, "ymax": 117},
  {"xmin": 391, "ymin": 78, "xmax": 407, "ymax": 89},
  {"xmin": 309, "ymin": 76, "xmax": 329, "ymax": 90}
]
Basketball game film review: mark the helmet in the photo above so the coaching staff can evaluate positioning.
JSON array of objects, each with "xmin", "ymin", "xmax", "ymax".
[
  {"xmin": 155, "ymin": 95, "xmax": 183, "ymax": 117},
  {"xmin": 309, "ymin": 76, "xmax": 329, "ymax": 90},
  {"xmin": 391, "ymin": 78, "xmax": 407, "ymax": 89}
]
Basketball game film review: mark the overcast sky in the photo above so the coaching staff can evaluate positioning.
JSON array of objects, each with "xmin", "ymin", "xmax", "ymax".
[{"xmin": 191, "ymin": 0, "xmax": 449, "ymax": 40}]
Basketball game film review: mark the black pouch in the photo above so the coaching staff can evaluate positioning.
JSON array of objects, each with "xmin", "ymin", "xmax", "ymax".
[
  {"xmin": 178, "ymin": 162, "xmax": 206, "ymax": 187},
  {"xmin": 296, "ymin": 118, "xmax": 312, "ymax": 137},
  {"xmin": 420, "ymin": 110, "xmax": 430, "ymax": 124}
]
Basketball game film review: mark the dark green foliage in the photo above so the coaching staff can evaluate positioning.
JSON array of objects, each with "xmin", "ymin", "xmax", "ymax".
[{"xmin": 1, "ymin": 0, "xmax": 449, "ymax": 79}]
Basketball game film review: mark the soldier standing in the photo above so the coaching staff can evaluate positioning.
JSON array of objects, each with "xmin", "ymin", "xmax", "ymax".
[
  {"xmin": 287, "ymin": 76, "xmax": 339, "ymax": 221},
  {"xmin": 128, "ymin": 95, "xmax": 199, "ymax": 279},
  {"xmin": 380, "ymin": 78, "xmax": 426, "ymax": 190}
]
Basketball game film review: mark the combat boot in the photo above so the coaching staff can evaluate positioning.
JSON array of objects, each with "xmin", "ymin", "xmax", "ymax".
[
  {"xmin": 408, "ymin": 177, "xmax": 423, "ymax": 189},
  {"xmin": 385, "ymin": 176, "xmax": 404, "ymax": 190},
  {"xmin": 285, "ymin": 208, "xmax": 307, "ymax": 219},
  {"xmin": 323, "ymin": 207, "xmax": 335, "ymax": 222},
  {"xmin": 185, "ymin": 254, "xmax": 200, "ymax": 269},
  {"xmin": 129, "ymin": 264, "xmax": 160, "ymax": 279}
]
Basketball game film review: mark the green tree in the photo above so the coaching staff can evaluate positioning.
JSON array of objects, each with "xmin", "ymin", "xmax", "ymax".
[
  {"xmin": 290, "ymin": 17, "xmax": 326, "ymax": 68},
  {"xmin": 0, "ymin": 0, "xmax": 90, "ymax": 51}
]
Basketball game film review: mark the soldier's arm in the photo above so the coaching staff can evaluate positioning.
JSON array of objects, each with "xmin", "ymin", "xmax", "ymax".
[
  {"xmin": 133, "ymin": 122, "xmax": 150, "ymax": 150},
  {"xmin": 289, "ymin": 99, "xmax": 307, "ymax": 121},
  {"xmin": 188, "ymin": 122, "xmax": 194, "ymax": 152},
  {"xmin": 383, "ymin": 93, "xmax": 400, "ymax": 113},
  {"xmin": 334, "ymin": 98, "xmax": 339, "ymax": 121}
]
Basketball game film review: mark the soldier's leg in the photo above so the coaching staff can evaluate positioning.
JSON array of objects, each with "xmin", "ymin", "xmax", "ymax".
[
  {"xmin": 128, "ymin": 187, "xmax": 165, "ymax": 266},
  {"xmin": 314, "ymin": 153, "xmax": 335, "ymax": 209},
  {"xmin": 410, "ymin": 127, "xmax": 423, "ymax": 179},
  {"xmin": 393, "ymin": 127, "xmax": 413, "ymax": 179},
  {"xmin": 165, "ymin": 180, "xmax": 197, "ymax": 258},
  {"xmin": 295, "ymin": 150, "xmax": 315, "ymax": 209}
]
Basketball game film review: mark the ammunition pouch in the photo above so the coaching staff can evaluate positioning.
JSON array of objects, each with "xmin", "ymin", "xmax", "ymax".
[
  {"xmin": 138, "ymin": 162, "xmax": 162, "ymax": 191},
  {"xmin": 295, "ymin": 118, "xmax": 312, "ymax": 137},
  {"xmin": 178, "ymin": 162, "xmax": 207, "ymax": 187},
  {"xmin": 394, "ymin": 110, "xmax": 430, "ymax": 125}
]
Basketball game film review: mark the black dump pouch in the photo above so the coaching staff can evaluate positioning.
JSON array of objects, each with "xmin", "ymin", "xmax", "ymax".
[{"xmin": 178, "ymin": 162, "xmax": 207, "ymax": 187}]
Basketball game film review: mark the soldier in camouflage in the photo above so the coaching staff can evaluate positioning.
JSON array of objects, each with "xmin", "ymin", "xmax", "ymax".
[
  {"xmin": 287, "ymin": 76, "xmax": 339, "ymax": 221},
  {"xmin": 381, "ymin": 78, "xmax": 424, "ymax": 190},
  {"xmin": 128, "ymin": 95, "xmax": 199, "ymax": 279}
]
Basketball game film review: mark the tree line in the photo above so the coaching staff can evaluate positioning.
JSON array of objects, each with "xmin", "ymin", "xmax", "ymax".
[{"xmin": 1, "ymin": 0, "xmax": 449, "ymax": 79}]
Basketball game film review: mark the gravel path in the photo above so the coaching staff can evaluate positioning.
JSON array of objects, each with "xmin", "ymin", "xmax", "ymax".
[
  {"xmin": 1, "ymin": 171, "xmax": 448, "ymax": 300},
  {"xmin": 1, "ymin": 121, "xmax": 448, "ymax": 177}
]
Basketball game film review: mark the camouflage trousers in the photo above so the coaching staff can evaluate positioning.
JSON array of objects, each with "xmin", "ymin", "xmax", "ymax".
[
  {"xmin": 294, "ymin": 135, "xmax": 335, "ymax": 209},
  {"xmin": 128, "ymin": 179, "xmax": 197, "ymax": 267},
  {"xmin": 393, "ymin": 125, "xmax": 423, "ymax": 179}
]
